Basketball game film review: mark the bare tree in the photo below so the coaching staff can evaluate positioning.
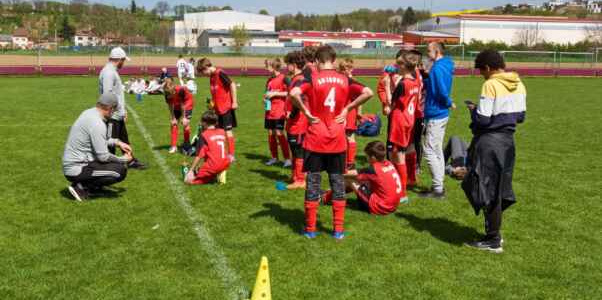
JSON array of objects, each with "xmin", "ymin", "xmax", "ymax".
[
  {"xmin": 154, "ymin": 1, "xmax": 170, "ymax": 19},
  {"xmin": 514, "ymin": 25, "xmax": 543, "ymax": 47},
  {"xmin": 230, "ymin": 24, "xmax": 249, "ymax": 53}
]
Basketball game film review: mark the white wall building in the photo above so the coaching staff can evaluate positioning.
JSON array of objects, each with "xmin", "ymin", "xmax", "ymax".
[
  {"xmin": 198, "ymin": 30, "xmax": 281, "ymax": 48},
  {"xmin": 11, "ymin": 28, "xmax": 30, "ymax": 49},
  {"xmin": 416, "ymin": 14, "xmax": 602, "ymax": 45},
  {"xmin": 171, "ymin": 10, "xmax": 275, "ymax": 48},
  {"xmin": 588, "ymin": 1, "xmax": 602, "ymax": 13},
  {"xmin": 73, "ymin": 31, "xmax": 100, "ymax": 47}
]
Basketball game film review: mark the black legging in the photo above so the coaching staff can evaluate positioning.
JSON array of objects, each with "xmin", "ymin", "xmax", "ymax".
[{"xmin": 65, "ymin": 161, "xmax": 127, "ymax": 189}]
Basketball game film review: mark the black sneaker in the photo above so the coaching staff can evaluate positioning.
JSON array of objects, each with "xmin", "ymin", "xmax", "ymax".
[
  {"xmin": 68, "ymin": 183, "xmax": 89, "ymax": 202},
  {"xmin": 128, "ymin": 159, "xmax": 147, "ymax": 170},
  {"xmin": 417, "ymin": 189, "xmax": 446, "ymax": 199},
  {"xmin": 464, "ymin": 238, "xmax": 503, "ymax": 254}
]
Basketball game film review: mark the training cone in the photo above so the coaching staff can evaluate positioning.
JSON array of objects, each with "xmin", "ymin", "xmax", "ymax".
[{"xmin": 250, "ymin": 256, "xmax": 271, "ymax": 300}]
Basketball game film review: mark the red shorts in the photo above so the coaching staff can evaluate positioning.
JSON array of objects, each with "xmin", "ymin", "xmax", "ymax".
[
  {"xmin": 387, "ymin": 110, "xmax": 414, "ymax": 149},
  {"xmin": 190, "ymin": 164, "xmax": 224, "ymax": 185}
]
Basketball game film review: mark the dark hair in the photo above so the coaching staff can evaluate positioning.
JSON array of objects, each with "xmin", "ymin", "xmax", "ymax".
[
  {"xmin": 409, "ymin": 49, "xmax": 423, "ymax": 58},
  {"xmin": 430, "ymin": 42, "xmax": 445, "ymax": 53},
  {"xmin": 474, "ymin": 49, "xmax": 506, "ymax": 70},
  {"xmin": 395, "ymin": 49, "xmax": 409, "ymax": 59},
  {"xmin": 396, "ymin": 52, "xmax": 419, "ymax": 72},
  {"xmin": 196, "ymin": 57, "xmax": 212, "ymax": 71},
  {"xmin": 302, "ymin": 46, "xmax": 318, "ymax": 62},
  {"xmin": 265, "ymin": 57, "xmax": 282, "ymax": 70},
  {"xmin": 201, "ymin": 110, "xmax": 218, "ymax": 126},
  {"xmin": 315, "ymin": 45, "xmax": 337, "ymax": 63},
  {"xmin": 178, "ymin": 54, "xmax": 183, "ymax": 58},
  {"xmin": 284, "ymin": 51, "xmax": 306, "ymax": 69},
  {"xmin": 364, "ymin": 141, "xmax": 386, "ymax": 162}
]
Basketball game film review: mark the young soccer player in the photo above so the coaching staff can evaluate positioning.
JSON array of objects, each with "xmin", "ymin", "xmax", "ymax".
[
  {"xmin": 163, "ymin": 77, "xmax": 195, "ymax": 154},
  {"xmin": 377, "ymin": 64, "xmax": 398, "ymax": 116},
  {"xmin": 176, "ymin": 54, "xmax": 188, "ymax": 86},
  {"xmin": 185, "ymin": 111, "xmax": 230, "ymax": 185},
  {"xmin": 196, "ymin": 58, "xmax": 239, "ymax": 162},
  {"xmin": 388, "ymin": 52, "xmax": 420, "ymax": 202},
  {"xmin": 187, "ymin": 57, "xmax": 196, "ymax": 79},
  {"xmin": 324, "ymin": 141, "xmax": 404, "ymax": 215},
  {"xmin": 405, "ymin": 50, "xmax": 426, "ymax": 188},
  {"xmin": 338, "ymin": 58, "xmax": 368, "ymax": 172},
  {"xmin": 284, "ymin": 51, "xmax": 308, "ymax": 189},
  {"xmin": 264, "ymin": 58, "xmax": 292, "ymax": 167},
  {"xmin": 302, "ymin": 46, "xmax": 318, "ymax": 79},
  {"xmin": 290, "ymin": 45, "xmax": 373, "ymax": 240}
]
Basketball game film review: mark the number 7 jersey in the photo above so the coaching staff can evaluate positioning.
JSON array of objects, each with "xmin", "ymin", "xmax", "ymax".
[{"xmin": 296, "ymin": 69, "xmax": 364, "ymax": 153}]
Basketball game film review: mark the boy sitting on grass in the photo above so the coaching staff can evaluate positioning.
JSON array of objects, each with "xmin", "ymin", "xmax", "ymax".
[
  {"xmin": 323, "ymin": 141, "xmax": 405, "ymax": 216},
  {"xmin": 185, "ymin": 111, "xmax": 230, "ymax": 185}
]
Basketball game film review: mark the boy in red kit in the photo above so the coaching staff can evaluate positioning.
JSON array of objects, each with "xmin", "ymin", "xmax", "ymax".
[
  {"xmin": 324, "ymin": 141, "xmax": 404, "ymax": 215},
  {"xmin": 290, "ymin": 45, "xmax": 373, "ymax": 240},
  {"xmin": 388, "ymin": 52, "xmax": 420, "ymax": 203},
  {"xmin": 377, "ymin": 64, "xmax": 398, "ymax": 116},
  {"xmin": 185, "ymin": 111, "xmax": 230, "ymax": 185},
  {"xmin": 196, "ymin": 58, "xmax": 239, "ymax": 162},
  {"xmin": 338, "ymin": 58, "xmax": 370, "ymax": 173},
  {"xmin": 263, "ymin": 58, "xmax": 292, "ymax": 167},
  {"xmin": 164, "ymin": 78, "xmax": 194, "ymax": 155},
  {"xmin": 284, "ymin": 51, "xmax": 308, "ymax": 190},
  {"xmin": 405, "ymin": 50, "xmax": 426, "ymax": 188},
  {"xmin": 302, "ymin": 46, "xmax": 318, "ymax": 79}
]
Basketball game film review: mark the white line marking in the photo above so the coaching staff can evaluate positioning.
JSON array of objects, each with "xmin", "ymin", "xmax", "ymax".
[{"xmin": 127, "ymin": 104, "xmax": 248, "ymax": 300}]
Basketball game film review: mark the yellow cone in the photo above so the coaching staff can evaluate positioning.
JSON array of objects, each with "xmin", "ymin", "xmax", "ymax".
[{"xmin": 250, "ymin": 256, "xmax": 271, "ymax": 300}]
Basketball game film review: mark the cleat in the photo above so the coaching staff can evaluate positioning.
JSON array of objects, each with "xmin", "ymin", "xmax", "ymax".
[
  {"xmin": 332, "ymin": 231, "xmax": 346, "ymax": 240},
  {"xmin": 302, "ymin": 231, "xmax": 318, "ymax": 239},
  {"xmin": 282, "ymin": 159, "xmax": 292, "ymax": 168},
  {"xmin": 265, "ymin": 158, "xmax": 278, "ymax": 166},
  {"xmin": 68, "ymin": 183, "xmax": 88, "ymax": 202},
  {"xmin": 417, "ymin": 189, "xmax": 446, "ymax": 200},
  {"xmin": 464, "ymin": 238, "xmax": 503, "ymax": 254},
  {"xmin": 128, "ymin": 159, "xmax": 147, "ymax": 169},
  {"xmin": 168, "ymin": 146, "xmax": 178, "ymax": 154}
]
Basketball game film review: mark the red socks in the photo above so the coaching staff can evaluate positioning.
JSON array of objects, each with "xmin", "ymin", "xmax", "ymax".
[
  {"xmin": 304, "ymin": 201, "xmax": 319, "ymax": 232},
  {"xmin": 227, "ymin": 135, "xmax": 236, "ymax": 156},
  {"xmin": 394, "ymin": 163, "xmax": 408, "ymax": 197},
  {"xmin": 268, "ymin": 134, "xmax": 278, "ymax": 159},
  {"xmin": 278, "ymin": 135, "xmax": 291, "ymax": 160},
  {"xmin": 332, "ymin": 200, "xmax": 346, "ymax": 233},
  {"xmin": 346, "ymin": 141, "xmax": 357, "ymax": 167},
  {"xmin": 293, "ymin": 158, "xmax": 305, "ymax": 183},
  {"xmin": 170, "ymin": 125, "xmax": 178, "ymax": 147},
  {"xmin": 183, "ymin": 125, "xmax": 191, "ymax": 145},
  {"xmin": 406, "ymin": 152, "xmax": 417, "ymax": 186}
]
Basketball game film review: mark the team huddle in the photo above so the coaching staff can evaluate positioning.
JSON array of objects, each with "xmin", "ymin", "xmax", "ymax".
[{"xmin": 164, "ymin": 45, "xmax": 434, "ymax": 240}]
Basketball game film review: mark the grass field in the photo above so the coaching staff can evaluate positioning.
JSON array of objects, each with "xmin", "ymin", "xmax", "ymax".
[{"xmin": 1, "ymin": 76, "xmax": 600, "ymax": 299}]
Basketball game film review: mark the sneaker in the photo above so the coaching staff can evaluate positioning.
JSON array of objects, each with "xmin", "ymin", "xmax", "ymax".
[
  {"xmin": 332, "ymin": 231, "xmax": 346, "ymax": 240},
  {"xmin": 302, "ymin": 231, "xmax": 319, "ymax": 239},
  {"xmin": 287, "ymin": 181, "xmax": 306, "ymax": 190},
  {"xmin": 282, "ymin": 159, "xmax": 292, "ymax": 168},
  {"xmin": 68, "ymin": 183, "xmax": 88, "ymax": 202},
  {"xmin": 265, "ymin": 158, "xmax": 278, "ymax": 166},
  {"xmin": 128, "ymin": 159, "xmax": 147, "ymax": 170},
  {"xmin": 417, "ymin": 189, "xmax": 446, "ymax": 200},
  {"xmin": 464, "ymin": 238, "xmax": 503, "ymax": 254},
  {"xmin": 168, "ymin": 146, "xmax": 178, "ymax": 154}
]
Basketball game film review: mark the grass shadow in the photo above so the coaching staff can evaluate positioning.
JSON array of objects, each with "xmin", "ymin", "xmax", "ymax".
[
  {"xmin": 396, "ymin": 212, "xmax": 481, "ymax": 246},
  {"xmin": 249, "ymin": 168, "xmax": 289, "ymax": 182},
  {"xmin": 250, "ymin": 203, "xmax": 327, "ymax": 234},
  {"xmin": 59, "ymin": 187, "xmax": 126, "ymax": 202},
  {"xmin": 242, "ymin": 152, "xmax": 271, "ymax": 163},
  {"xmin": 152, "ymin": 145, "xmax": 172, "ymax": 151}
]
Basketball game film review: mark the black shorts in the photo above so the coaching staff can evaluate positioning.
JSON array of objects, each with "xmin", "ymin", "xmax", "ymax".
[
  {"xmin": 303, "ymin": 151, "xmax": 346, "ymax": 174},
  {"xmin": 264, "ymin": 118, "xmax": 285, "ymax": 130},
  {"xmin": 387, "ymin": 141, "xmax": 408, "ymax": 153},
  {"xmin": 174, "ymin": 110, "xmax": 193, "ymax": 120},
  {"xmin": 287, "ymin": 134, "xmax": 304, "ymax": 158},
  {"xmin": 218, "ymin": 110, "xmax": 237, "ymax": 130},
  {"xmin": 107, "ymin": 119, "xmax": 129, "ymax": 155}
]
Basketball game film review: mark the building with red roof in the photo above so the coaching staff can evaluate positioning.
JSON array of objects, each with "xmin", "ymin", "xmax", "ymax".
[{"xmin": 278, "ymin": 30, "xmax": 404, "ymax": 48}]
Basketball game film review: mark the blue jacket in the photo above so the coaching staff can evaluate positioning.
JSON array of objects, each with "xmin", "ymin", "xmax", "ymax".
[{"xmin": 425, "ymin": 56, "xmax": 454, "ymax": 120}]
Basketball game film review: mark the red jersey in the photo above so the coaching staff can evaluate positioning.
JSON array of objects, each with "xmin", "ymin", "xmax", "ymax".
[
  {"xmin": 388, "ymin": 77, "xmax": 419, "ymax": 147},
  {"xmin": 285, "ymin": 73, "xmax": 308, "ymax": 135},
  {"xmin": 345, "ymin": 77, "xmax": 366, "ymax": 131},
  {"xmin": 357, "ymin": 160, "xmax": 403, "ymax": 215},
  {"xmin": 197, "ymin": 128, "xmax": 230, "ymax": 172},
  {"xmin": 414, "ymin": 69, "xmax": 424, "ymax": 119},
  {"xmin": 210, "ymin": 68, "xmax": 233, "ymax": 115},
  {"xmin": 265, "ymin": 73, "xmax": 288, "ymax": 120},
  {"xmin": 167, "ymin": 85, "xmax": 194, "ymax": 111},
  {"xmin": 296, "ymin": 69, "xmax": 351, "ymax": 153}
]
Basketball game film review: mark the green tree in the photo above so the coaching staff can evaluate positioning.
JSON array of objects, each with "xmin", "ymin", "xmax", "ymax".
[
  {"xmin": 259, "ymin": 9, "xmax": 269, "ymax": 15},
  {"xmin": 60, "ymin": 15, "xmax": 74, "ymax": 44},
  {"xmin": 230, "ymin": 24, "xmax": 249, "ymax": 53},
  {"xmin": 402, "ymin": 6, "xmax": 417, "ymax": 27},
  {"xmin": 130, "ymin": 0, "xmax": 136, "ymax": 14},
  {"xmin": 503, "ymin": 4, "xmax": 515, "ymax": 14},
  {"xmin": 331, "ymin": 14, "xmax": 342, "ymax": 31},
  {"xmin": 222, "ymin": 6, "xmax": 233, "ymax": 11}
]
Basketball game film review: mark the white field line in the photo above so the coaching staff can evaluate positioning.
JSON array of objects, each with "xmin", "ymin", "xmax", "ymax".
[{"xmin": 127, "ymin": 104, "xmax": 248, "ymax": 300}]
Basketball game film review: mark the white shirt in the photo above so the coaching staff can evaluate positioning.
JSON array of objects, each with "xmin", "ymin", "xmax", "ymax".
[
  {"xmin": 177, "ymin": 58, "xmax": 188, "ymax": 76},
  {"xmin": 187, "ymin": 62, "xmax": 195, "ymax": 79}
]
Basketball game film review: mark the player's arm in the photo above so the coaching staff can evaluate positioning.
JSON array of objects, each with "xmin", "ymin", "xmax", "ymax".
[{"xmin": 290, "ymin": 82, "xmax": 318, "ymax": 123}]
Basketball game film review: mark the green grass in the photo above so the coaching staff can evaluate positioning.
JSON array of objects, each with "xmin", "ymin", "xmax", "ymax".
[{"xmin": 0, "ymin": 76, "xmax": 600, "ymax": 299}]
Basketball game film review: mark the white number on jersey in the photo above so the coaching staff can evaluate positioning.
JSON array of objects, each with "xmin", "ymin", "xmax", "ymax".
[
  {"xmin": 407, "ymin": 101, "xmax": 415, "ymax": 115},
  {"xmin": 217, "ymin": 140, "xmax": 225, "ymax": 159},
  {"xmin": 392, "ymin": 172, "xmax": 402, "ymax": 194},
  {"xmin": 324, "ymin": 87, "xmax": 336, "ymax": 113}
]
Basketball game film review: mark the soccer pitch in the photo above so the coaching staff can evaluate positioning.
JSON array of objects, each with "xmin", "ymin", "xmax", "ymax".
[{"xmin": 1, "ymin": 76, "xmax": 600, "ymax": 299}]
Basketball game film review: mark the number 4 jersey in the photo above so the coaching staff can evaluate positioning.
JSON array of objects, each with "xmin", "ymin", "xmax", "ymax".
[
  {"xmin": 197, "ymin": 128, "xmax": 230, "ymax": 172},
  {"xmin": 296, "ymin": 69, "xmax": 365, "ymax": 153}
]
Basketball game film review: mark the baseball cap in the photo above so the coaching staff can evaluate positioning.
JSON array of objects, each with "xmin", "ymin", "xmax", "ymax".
[
  {"xmin": 109, "ymin": 47, "xmax": 131, "ymax": 61},
  {"xmin": 98, "ymin": 93, "xmax": 118, "ymax": 108}
]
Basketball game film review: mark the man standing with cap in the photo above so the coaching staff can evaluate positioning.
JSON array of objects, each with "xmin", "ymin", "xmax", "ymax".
[
  {"xmin": 63, "ymin": 94, "xmax": 133, "ymax": 201},
  {"xmin": 99, "ymin": 47, "xmax": 146, "ymax": 169}
]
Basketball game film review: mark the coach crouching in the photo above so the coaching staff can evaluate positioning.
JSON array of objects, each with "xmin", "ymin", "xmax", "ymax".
[{"xmin": 62, "ymin": 94, "xmax": 133, "ymax": 201}]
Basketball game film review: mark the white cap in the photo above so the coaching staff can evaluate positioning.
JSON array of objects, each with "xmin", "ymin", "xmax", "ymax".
[{"xmin": 109, "ymin": 47, "xmax": 130, "ymax": 61}]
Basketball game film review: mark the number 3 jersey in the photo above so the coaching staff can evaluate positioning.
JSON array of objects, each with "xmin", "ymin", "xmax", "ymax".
[
  {"xmin": 296, "ymin": 69, "xmax": 365, "ymax": 153},
  {"xmin": 357, "ymin": 160, "xmax": 404, "ymax": 215},
  {"xmin": 197, "ymin": 128, "xmax": 230, "ymax": 172}
]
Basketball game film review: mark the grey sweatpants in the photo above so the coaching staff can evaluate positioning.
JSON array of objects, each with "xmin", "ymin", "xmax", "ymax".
[{"xmin": 423, "ymin": 117, "xmax": 448, "ymax": 192}]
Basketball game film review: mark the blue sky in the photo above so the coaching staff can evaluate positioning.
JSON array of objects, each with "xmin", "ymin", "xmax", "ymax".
[{"xmin": 98, "ymin": 0, "xmax": 549, "ymax": 15}]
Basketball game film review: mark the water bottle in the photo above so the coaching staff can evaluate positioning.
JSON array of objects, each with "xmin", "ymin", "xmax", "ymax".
[
  {"xmin": 181, "ymin": 163, "xmax": 190, "ymax": 180},
  {"xmin": 264, "ymin": 97, "xmax": 271, "ymax": 111},
  {"xmin": 136, "ymin": 93, "xmax": 142, "ymax": 102}
]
